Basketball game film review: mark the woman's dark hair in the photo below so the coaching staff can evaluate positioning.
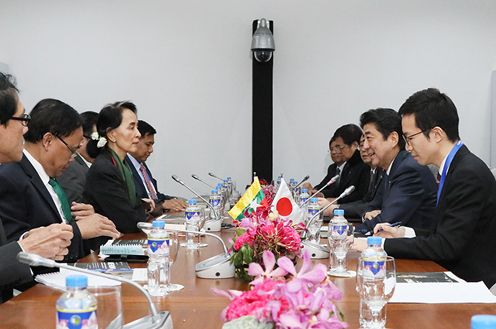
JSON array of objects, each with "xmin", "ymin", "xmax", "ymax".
[
  {"xmin": 24, "ymin": 99, "xmax": 82, "ymax": 143},
  {"xmin": 80, "ymin": 111, "xmax": 99, "ymax": 138},
  {"xmin": 0, "ymin": 72, "xmax": 19, "ymax": 125},
  {"xmin": 87, "ymin": 101, "xmax": 137, "ymax": 158}
]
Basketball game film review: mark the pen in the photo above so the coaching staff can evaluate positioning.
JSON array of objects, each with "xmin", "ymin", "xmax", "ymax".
[{"xmin": 376, "ymin": 221, "xmax": 402, "ymax": 233}]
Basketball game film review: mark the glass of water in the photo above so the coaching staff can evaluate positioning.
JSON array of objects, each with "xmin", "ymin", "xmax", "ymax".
[{"xmin": 328, "ymin": 223, "xmax": 354, "ymax": 275}]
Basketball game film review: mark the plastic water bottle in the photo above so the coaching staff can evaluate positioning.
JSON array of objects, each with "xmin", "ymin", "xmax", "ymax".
[
  {"xmin": 209, "ymin": 188, "xmax": 222, "ymax": 220},
  {"xmin": 147, "ymin": 220, "xmax": 169, "ymax": 296},
  {"xmin": 328, "ymin": 209, "xmax": 349, "ymax": 273},
  {"xmin": 472, "ymin": 315, "xmax": 496, "ymax": 329},
  {"xmin": 184, "ymin": 199, "xmax": 202, "ymax": 249},
  {"xmin": 299, "ymin": 188, "xmax": 310, "ymax": 207},
  {"xmin": 305, "ymin": 197, "xmax": 322, "ymax": 243},
  {"xmin": 56, "ymin": 275, "xmax": 97, "ymax": 329},
  {"xmin": 358, "ymin": 236, "xmax": 388, "ymax": 328}
]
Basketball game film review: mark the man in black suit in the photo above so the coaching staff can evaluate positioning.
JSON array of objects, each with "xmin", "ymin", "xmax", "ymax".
[
  {"xmin": 0, "ymin": 99, "xmax": 120, "ymax": 262},
  {"xmin": 304, "ymin": 138, "xmax": 345, "ymax": 193},
  {"xmin": 125, "ymin": 120, "xmax": 187, "ymax": 214},
  {"xmin": 58, "ymin": 111, "xmax": 98, "ymax": 203},
  {"xmin": 0, "ymin": 73, "xmax": 73, "ymax": 302},
  {"xmin": 357, "ymin": 108, "xmax": 437, "ymax": 233},
  {"xmin": 321, "ymin": 135, "xmax": 385, "ymax": 219},
  {"xmin": 361, "ymin": 89, "xmax": 496, "ymax": 290}
]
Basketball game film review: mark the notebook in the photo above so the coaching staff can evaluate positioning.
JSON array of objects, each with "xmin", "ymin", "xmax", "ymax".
[{"xmin": 35, "ymin": 267, "xmax": 121, "ymax": 290}]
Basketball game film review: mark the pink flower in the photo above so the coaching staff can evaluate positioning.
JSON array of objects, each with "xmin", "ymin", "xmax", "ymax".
[{"xmin": 248, "ymin": 250, "xmax": 288, "ymax": 285}]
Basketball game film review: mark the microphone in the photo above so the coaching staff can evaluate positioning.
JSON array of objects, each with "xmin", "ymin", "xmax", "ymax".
[
  {"xmin": 301, "ymin": 185, "xmax": 355, "ymax": 259},
  {"xmin": 137, "ymin": 222, "xmax": 234, "ymax": 279},
  {"xmin": 191, "ymin": 174, "xmax": 215, "ymax": 189},
  {"xmin": 302, "ymin": 174, "xmax": 339, "ymax": 206},
  {"xmin": 293, "ymin": 175, "xmax": 310, "ymax": 189},
  {"xmin": 171, "ymin": 175, "xmax": 220, "ymax": 223},
  {"xmin": 17, "ymin": 252, "xmax": 172, "ymax": 329},
  {"xmin": 208, "ymin": 172, "xmax": 224, "ymax": 181}
]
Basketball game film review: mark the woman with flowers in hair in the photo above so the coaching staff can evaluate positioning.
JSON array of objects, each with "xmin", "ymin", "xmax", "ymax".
[{"xmin": 84, "ymin": 101, "xmax": 148, "ymax": 234}]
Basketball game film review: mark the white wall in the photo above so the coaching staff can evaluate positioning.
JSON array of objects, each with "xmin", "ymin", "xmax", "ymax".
[{"xmin": 0, "ymin": 0, "xmax": 495, "ymax": 197}]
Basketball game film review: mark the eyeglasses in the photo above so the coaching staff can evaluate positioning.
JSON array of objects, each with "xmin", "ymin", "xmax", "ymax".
[
  {"xmin": 402, "ymin": 129, "xmax": 430, "ymax": 146},
  {"xmin": 9, "ymin": 113, "xmax": 31, "ymax": 126},
  {"xmin": 329, "ymin": 145, "xmax": 347, "ymax": 153},
  {"xmin": 55, "ymin": 135, "xmax": 79, "ymax": 158}
]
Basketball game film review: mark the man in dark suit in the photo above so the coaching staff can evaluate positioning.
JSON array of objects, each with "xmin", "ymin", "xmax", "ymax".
[
  {"xmin": 361, "ymin": 89, "xmax": 496, "ymax": 290},
  {"xmin": 58, "ymin": 111, "xmax": 98, "ymax": 203},
  {"xmin": 0, "ymin": 99, "xmax": 120, "ymax": 262},
  {"xmin": 357, "ymin": 108, "xmax": 438, "ymax": 233},
  {"xmin": 321, "ymin": 135, "xmax": 385, "ymax": 219},
  {"xmin": 304, "ymin": 138, "xmax": 344, "ymax": 192},
  {"xmin": 0, "ymin": 73, "xmax": 73, "ymax": 302},
  {"xmin": 125, "ymin": 120, "xmax": 187, "ymax": 214}
]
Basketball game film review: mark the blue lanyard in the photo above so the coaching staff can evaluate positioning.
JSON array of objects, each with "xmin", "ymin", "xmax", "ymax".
[{"xmin": 437, "ymin": 141, "xmax": 463, "ymax": 206}]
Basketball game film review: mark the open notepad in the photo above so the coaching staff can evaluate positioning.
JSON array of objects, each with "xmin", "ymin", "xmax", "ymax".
[{"xmin": 35, "ymin": 267, "xmax": 121, "ymax": 290}]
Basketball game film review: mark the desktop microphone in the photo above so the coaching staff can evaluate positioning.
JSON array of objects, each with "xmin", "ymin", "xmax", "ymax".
[
  {"xmin": 301, "ymin": 185, "xmax": 355, "ymax": 259},
  {"xmin": 171, "ymin": 175, "xmax": 221, "ymax": 228},
  {"xmin": 302, "ymin": 174, "xmax": 339, "ymax": 206},
  {"xmin": 191, "ymin": 174, "xmax": 215, "ymax": 189},
  {"xmin": 17, "ymin": 252, "xmax": 172, "ymax": 329},
  {"xmin": 293, "ymin": 175, "xmax": 310, "ymax": 189},
  {"xmin": 208, "ymin": 172, "xmax": 224, "ymax": 181},
  {"xmin": 137, "ymin": 222, "xmax": 234, "ymax": 279}
]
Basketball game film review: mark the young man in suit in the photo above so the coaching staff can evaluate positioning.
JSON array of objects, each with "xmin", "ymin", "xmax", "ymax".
[
  {"xmin": 58, "ymin": 111, "xmax": 98, "ymax": 203},
  {"xmin": 361, "ymin": 89, "xmax": 496, "ymax": 290},
  {"xmin": 0, "ymin": 99, "xmax": 120, "ymax": 263},
  {"xmin": 126, "ymin": 120, "xmax": 187, "ymax": 214},
  {"xmin": 357, "ymin": 108, "xmax": 438, "ymax": 233},
  {"xmin": 0, "ymin": 73, "xmax": 74, "ymax": 302}
]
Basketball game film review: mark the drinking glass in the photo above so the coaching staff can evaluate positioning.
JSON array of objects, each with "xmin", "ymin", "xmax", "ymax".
[
  {"xmin": 356, "ymin": 256, "xmax": 396, "ymax": 329},
  {"xmin": 87, "ymin": 286, "xmax": 123, "ymax": 329},
  {"xmin": 328, "ymin": 223, "xmax": 354, "ymax": 275},
  {"xmin": 164, "ymin": 231, "xmax": 182, "ymax": 292}
]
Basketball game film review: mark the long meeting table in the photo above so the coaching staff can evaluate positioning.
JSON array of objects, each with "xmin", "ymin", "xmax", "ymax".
[{"xmin": 0, "ymin": 230, "xmax": 494, "ymax": 328}]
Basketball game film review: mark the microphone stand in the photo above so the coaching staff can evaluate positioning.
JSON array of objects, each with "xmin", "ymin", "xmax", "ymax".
[
  {"xmin": 293, "ymin": 174, "xmax": 310, "ymax": 190},
  {"xmin": 301, "ymin": 174, "xmax": 339, "ymax": 206},
  {"xmin": 191, "ymin": 174, "xmax": 215, "ymax": 189},
  {"xmin": 17, "ymin": 252, "xmax": 172, "ymax": 329},
  {"xmin": 208, "ymin": 172, "xmax": 224, "ymax": 182}
]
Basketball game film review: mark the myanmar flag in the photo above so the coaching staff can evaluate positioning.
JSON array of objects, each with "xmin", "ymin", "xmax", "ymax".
[{"xmin": 228, "ymin": 176, "xmax": 267, "ymax": 220}]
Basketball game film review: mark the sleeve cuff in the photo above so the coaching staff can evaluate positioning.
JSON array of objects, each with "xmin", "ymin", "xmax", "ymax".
[{"xmin": 403, "ymin": 226, "xmax": 416, "ymax": 238}]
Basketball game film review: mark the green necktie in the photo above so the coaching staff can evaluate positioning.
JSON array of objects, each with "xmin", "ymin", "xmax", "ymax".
[{"xmin": 48, "ymin": 178, "xmax": 73, "ymax": 223}]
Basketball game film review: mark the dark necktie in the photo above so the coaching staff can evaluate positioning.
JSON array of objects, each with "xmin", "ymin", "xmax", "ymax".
[
  {"xmin": 139, "ymin": 163, "xmax": 158, "ymax": 201},
  {"xmin": 365, "ymin": 169, "xmax": 376, "ymax": 200},
  {"xmin": 48, "ymin": 178, "xmax": 73, "ymax": 223},
  {"xmin": 336, "ymin": 167, "xmax": 341, "ymax": 185}
]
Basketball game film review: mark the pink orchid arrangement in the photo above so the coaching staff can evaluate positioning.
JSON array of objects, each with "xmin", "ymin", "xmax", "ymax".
[
  {"xmin": 231, "ymin": 214, "xmax": 303, "ymax": 281},
  {"xmin": 215, "ymin": 250, "xmax": 347, "ymax": 329}
]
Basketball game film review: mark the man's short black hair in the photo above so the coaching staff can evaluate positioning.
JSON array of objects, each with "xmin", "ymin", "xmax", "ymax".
[
  {"xmin": 332, "ymin": 124, "xmax": 362, "ymax": 146},
  {"xmin": 24, "ymin": 99, "xmax": 82, "ymax": 143},
  {"xmin": 399, "ymin": 88, "xmax": 460, "ymax": 142},
  {"xmin": 138, "ymin": 120, "xmax": 156, "ymax": 137},
  {"xmin": 360, "ymin": 108, "xmax": 405, "ymax": 149},
  {"xmin": 0, "ymin": 72, "xmax": 19, "ymax": 125},
  {"xmin": 80, "ymin": 111, "xmax": 99, "ymax": 138}
]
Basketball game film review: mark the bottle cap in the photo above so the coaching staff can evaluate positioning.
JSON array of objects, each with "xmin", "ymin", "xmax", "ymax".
[
  {"xmin": 367, "ymin": 236, "xmax": 382, "ymax": 246},
  {"xmin": 66, "ymin": 275, "xmax": 88, "ymax": 289},
  {"xmin": 152, "ymin": 220, "xmax": 165, "ymax": 229},
  {"xmin": 310, "ymin": 197, "xmax": 318, "ymax": 203},
  {"xmin": 301, "ymin": 188, "xmax": 308, "ymax": 193},
  {"xmin": 188, "ymin": 199, "xmax": 197, "ymax": 205},
  {"xmin": 211, "ymin": 189, "xmax": 217, "ymax": 194},
  {"xmin": 471, "ymin": 315, "xmax": 496, "ymax": 329},
  {"xmin": 333, "ymin": 209, "xmax": 345, "ymax": 216}
]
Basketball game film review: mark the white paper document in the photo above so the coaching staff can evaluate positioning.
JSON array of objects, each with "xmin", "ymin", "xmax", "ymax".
[{"xmin": 389, "ymin": 281, "xmax": 496, "ymax": 303}]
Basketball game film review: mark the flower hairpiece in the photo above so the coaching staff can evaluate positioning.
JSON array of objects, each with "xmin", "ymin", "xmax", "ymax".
[{"xmin": 91, "ymin": 132, "xmax": 107, "ymax": 148}]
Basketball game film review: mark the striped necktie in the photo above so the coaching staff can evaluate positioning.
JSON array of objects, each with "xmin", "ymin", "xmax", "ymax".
[
  {"xmin": 48, "ymin": 178, "xmax": 73, "ymax": 223},
  {"xmin": 139, "ymin": 163, "xmax": 158, "ymax": 201}
]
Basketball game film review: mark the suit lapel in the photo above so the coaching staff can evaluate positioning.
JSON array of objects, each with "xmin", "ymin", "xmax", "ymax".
[
  {"xmin": 437, "ymin": 145, "xmax": 468, "ymax": 207},
  {"xmin": 20, "ymin": 155, "xmax": 62, "ymax": 220}
]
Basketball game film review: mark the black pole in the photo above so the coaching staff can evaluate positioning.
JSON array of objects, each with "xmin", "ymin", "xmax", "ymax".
[{"xmin": 252, "ymin": 19, "xmax": 274, "ymax": 183}]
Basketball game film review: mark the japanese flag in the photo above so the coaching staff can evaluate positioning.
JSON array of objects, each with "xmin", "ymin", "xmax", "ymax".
[{"xmin": 271, "ymin": 178, "xmax": 303, "ymax": 223}]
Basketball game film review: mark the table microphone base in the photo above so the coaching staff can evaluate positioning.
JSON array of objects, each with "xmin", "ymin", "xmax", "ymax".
[
  {"xmin": 195, "ymin": 253, "xmax": 235, "ymax": 279},
  {"xmin": 124, "ymin": 311, "xmax": 173, "ymax": 329},
  {"xmin": 302, "ymin": 241, "xmax": 330, "ymax": 259},
  {"xmin": 204, "ymin": 220, "xmax": 222, "ymax": 232}
]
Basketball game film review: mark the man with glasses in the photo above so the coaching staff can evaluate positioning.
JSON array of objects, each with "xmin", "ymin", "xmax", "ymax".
[
  {"xmin": 0, "ymin": 98, "xmax": 120, "ymax": 264},
  {"xmin": 355, "ymin": 108, "xmax": 437, "ymax": 234},
  {"xmin": 0, "ymin": 73, "xmax": 74, "ymax": 302},
  {"xmin": 365, "ymin": 89, "xmax": 496, "ymax": 291},
  {"xmin": 58, "ymin": 111, "xmax": 98, "ymax": 203}
]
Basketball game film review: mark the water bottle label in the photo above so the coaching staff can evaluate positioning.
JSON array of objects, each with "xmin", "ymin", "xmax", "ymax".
[
  {"xmin": 210, "ymin": 199, "xmax": 221, "ymax": 207},
  {"xmin": 57, "ymin": 308, "xmax": 97, "ymax": 329},
  {"xmin": 363, "ymin": 260, "xmax": 385, "ymax": 276},
  {"xmin": 308, "ymin": 209, "xmax": 319, "ymax": 216},
  {"xmin": 148, "ymin": 239, "xmax": 165, "ymax": 253},
  {"xmin": 300, "ymin": 197, "xmax": 308, "ymax": 204},
  {"xmin": 332, "ymin": 224, "xmax": 348, "ymax": 236},
  {"xmin": 185, "ymin": 211, "xmax": 201, "ymax": 220}
]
